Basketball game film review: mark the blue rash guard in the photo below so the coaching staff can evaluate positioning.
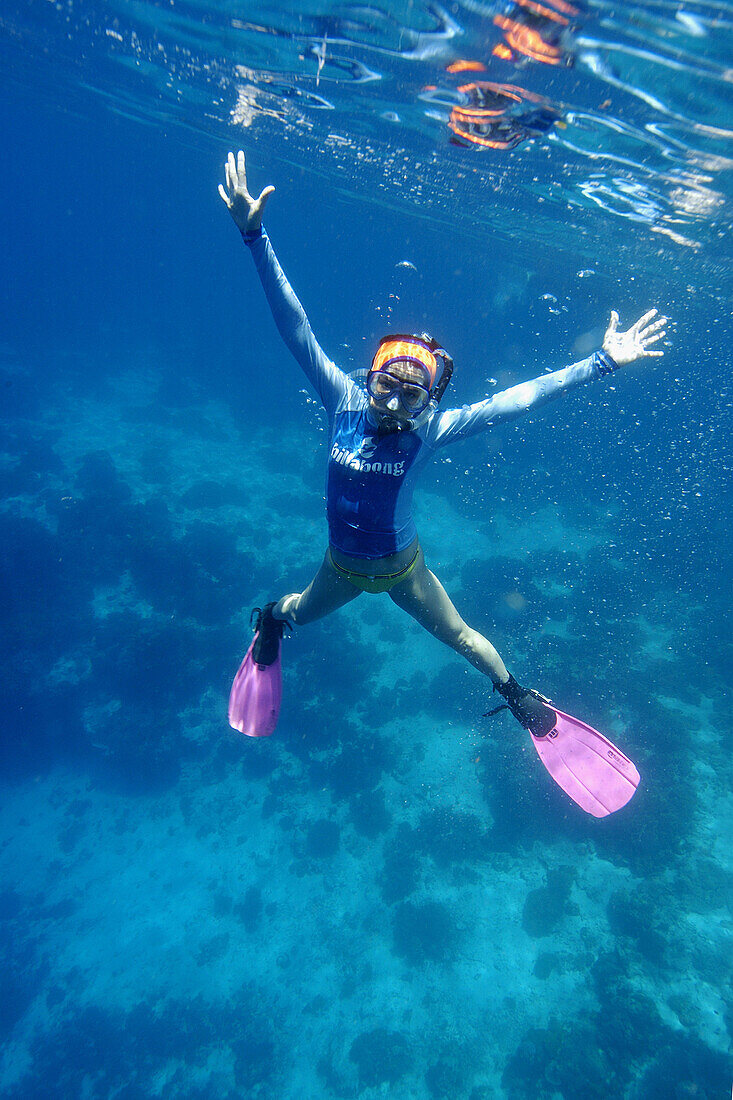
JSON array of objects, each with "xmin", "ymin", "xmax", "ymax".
[{"xmin": 243, "ymin": 227, "xmax": 619, "ymax": 560}]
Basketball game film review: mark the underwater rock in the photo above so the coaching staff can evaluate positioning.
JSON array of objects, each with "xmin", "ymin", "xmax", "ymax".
[
  {"xmin": 380, "ymin": 823, "xmax": 421, "ymax": 905},
  {"xmin": 13, "ymin": 992, "xmax": 277, "ymax": 1096},
  {"xmin": 75, "ymin": 450, "xmax": 132, "ymax": 505},
  {"xmin": 178, "ymin": 479, "xmax": 248, "ymax": 509},
  {"xmin": 591, "ymin": 951, "xmax": 668, "ymax": 1060},
  {"xmin": 425, "ymin": 1052, "xmax": 473, "ymax": 1099},
  {"xmin": 637, "ymin": 1032, "xmax": 729, "ymax": 1099},
  {"xmin": 522, "ymin": 865, "xmax": 575, "ymax": 937},
  {"xmin": 606, "ymin": 885, "xmax": 668, "ymax": 965},
  {"xmin": 349, "ymin": 1027, "xmax": 412, "ymax": 1088},
  {"xmin": 348, "ymin": 788, "xmax": 392, "ymax": 839},
  {"xmin": 392, "ymin": 899, "xmax": 455, "ymax": 965},
  {"xmin": 305, "ymin": 818, "xmax": 341, "ymax": 859},
  {"xmin": 504, "ymin": 1023, "xmax": 613, "ymax": 1099},
  {"xmin": 532, "ymin": 951, "xmax": 562, "ymax": 979}
]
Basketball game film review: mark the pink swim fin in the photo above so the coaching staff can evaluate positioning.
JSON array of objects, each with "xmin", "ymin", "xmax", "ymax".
[
  {"xmin": 486, "ymin": 678, "xmax": 640, "ymax": 817},
  {"xmin": 530, "ymin": 707, "xmax": 640, "ymax": 818},
  {"xmin": 228, "ymin": 604, "xmax": 285, "ymax": 738}
]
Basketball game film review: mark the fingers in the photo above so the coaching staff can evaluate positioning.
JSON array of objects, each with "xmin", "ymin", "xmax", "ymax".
[
  {"xmin": 631, "ymin": 308, "xmax": 658, "ymax": 334},
  {"xmin": 640, "ymin": 317, "xmax": 667, "ymax": 337},
  {"xmin": 225, "ymin": 160, "xmax": 236, "ymax": 197},
  {"xmin": 224, "ymin": 149, "xmax": 257, "ymax": 206},
  {"xmin": 256, "ymin": 184, "xmax": 275, "ymax": 209},
  {"xmin": 639, "ymin": 332, "xmax": 666, "ymax": 358},
  {"xmin": 638, "ymin": 311, "xmax": 668, "ymax": 359},
  {"xmin": 606, "ymin": 310, "xmax": 619, "ymax": 335},
  {"xmin": 227, "ymin": 150, "xmax": 237, "ymax": 189},
  {"xmin": 217, "ymin": 183, "xmax": 231, "ymax": 208}
]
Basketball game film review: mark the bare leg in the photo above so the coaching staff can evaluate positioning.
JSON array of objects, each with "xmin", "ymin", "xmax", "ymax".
[
  {"xmin": 389, "ymin": 549, "xmax": 509, "ymax": 685},
  {"xmin": 273, "ymin": 550, "xmax": 361, "ymax": 625}
]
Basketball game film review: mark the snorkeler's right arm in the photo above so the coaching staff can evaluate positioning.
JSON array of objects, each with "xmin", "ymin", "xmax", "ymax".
[
  {"xmin": 243, "ymin": 230, "xmax": 349, "ymax": 412},
  {"xmin": 219, "ymin": 150, "xmax": 348, "ymax": 414}
]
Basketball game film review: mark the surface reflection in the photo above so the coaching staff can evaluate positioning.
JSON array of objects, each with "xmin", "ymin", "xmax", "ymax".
[{"xmin": 1, "ymin": 0, "xmax": 730, "ymax": 270}]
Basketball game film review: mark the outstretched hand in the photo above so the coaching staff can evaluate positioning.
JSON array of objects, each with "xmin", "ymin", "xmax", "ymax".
[
  {"xmin": 603, "ymin": 308, "xmax": 668, "ymax": 367},
  {"xmin": 218, "ymin": 149, "xmax": 274, "ymax": 233}
]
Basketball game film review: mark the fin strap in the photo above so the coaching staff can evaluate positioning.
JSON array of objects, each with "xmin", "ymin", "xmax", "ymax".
[
  {"xmin": 486, "ymin": 675, "xmax": 558, "ymax": 738},
  {"xmin": 250, "ymin": 605, "xmax": 293, "ymax": 635}
]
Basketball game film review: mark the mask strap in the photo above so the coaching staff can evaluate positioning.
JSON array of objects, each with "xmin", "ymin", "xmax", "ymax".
[{"xmin": 431, "ymin": 352, "xmax": 454, "ymax": 403}]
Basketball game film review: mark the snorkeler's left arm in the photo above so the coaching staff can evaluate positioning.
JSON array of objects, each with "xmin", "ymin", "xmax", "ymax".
[{"xmin": 427, "ymin": 309, "xmax": 668, "ymax": 446}]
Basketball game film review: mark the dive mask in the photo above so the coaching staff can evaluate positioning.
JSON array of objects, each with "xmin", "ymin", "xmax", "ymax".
[
  {"xmin": 366, "ymin": 369, "xmax": 432, "ymax": 415},
  {"xmin": 369, "ymin": 333, "xmax": 454, "ymax": 413}
]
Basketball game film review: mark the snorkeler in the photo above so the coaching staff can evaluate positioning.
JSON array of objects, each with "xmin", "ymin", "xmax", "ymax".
[{"xmin": 219, "ymin": 150, "xmax": 666, "ymax": 815}]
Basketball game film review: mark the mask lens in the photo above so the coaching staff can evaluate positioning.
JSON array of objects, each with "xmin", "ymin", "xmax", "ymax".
[
  {"xmin": 367, "ymin": 369, "xmax": 430, "ymax": 415},
  {"xmin": 369, "ymin": 372, "xmax": 397, "ymax": 399},
  {"xmin": 401, "ymin": 384, "xmax": 427, "ymax": 411}
]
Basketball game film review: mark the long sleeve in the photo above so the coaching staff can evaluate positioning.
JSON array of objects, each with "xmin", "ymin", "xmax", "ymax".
[
  {"xmin": 242, "ymin": 227, "xmax": 350, "ymax": 416},
  {"xmin": 424, "ymin": 350, "xmax": 619, "ymax": 448}
]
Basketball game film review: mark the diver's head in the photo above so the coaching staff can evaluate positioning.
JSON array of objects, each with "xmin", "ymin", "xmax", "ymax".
[
  {"xmin": 368, "ymin": 359, "xmax": 432, "ymax": 427},
  {"xmin": 367, "ymin": 333, "xmax": 453, "ymax": 430}
]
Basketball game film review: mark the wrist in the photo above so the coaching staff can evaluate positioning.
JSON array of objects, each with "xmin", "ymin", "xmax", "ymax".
[
  {"xmin": 241, "ymin": 224, "xmax": 264, "ymax": 245},
  {"xmin": 596, "ymin": 348, "xmax": 620, "ymax": 376}
]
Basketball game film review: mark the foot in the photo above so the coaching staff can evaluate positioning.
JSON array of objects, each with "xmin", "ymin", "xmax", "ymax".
[
  {"xmin": 492, "ymin": 675, "xmax": 557, "ymax": 738},
  {"xmin": 251, "ymin": 602, "xmax": 289, "ymax": 666}
]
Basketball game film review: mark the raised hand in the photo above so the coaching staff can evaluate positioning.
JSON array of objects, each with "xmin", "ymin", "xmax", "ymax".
[
  {"xmin": 218, "ymin": 150, "xmax": 275, "ymax": 233},
  {"xmin": 603, "ymin": 308, "xmax": 668, "ymax": 367}
]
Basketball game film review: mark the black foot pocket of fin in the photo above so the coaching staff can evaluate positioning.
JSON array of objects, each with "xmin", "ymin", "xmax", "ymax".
[
  {"xmin": 485, "ymin": 675, "xmax": 557, "ymax": 738},
  {"xmin": 251, "ymin": 602, "xmax": 291, "ymax": 666}
]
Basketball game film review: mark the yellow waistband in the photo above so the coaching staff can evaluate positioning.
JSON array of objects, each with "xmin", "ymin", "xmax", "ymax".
[{"xmin": 328, "ymin": 546, "xmax": 420, "ymax": 594}]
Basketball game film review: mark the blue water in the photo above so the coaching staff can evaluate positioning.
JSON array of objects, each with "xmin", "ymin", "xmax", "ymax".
[{"xmin": 1, "ymin": 2, "xmax": 732, "ymax": 1097}]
